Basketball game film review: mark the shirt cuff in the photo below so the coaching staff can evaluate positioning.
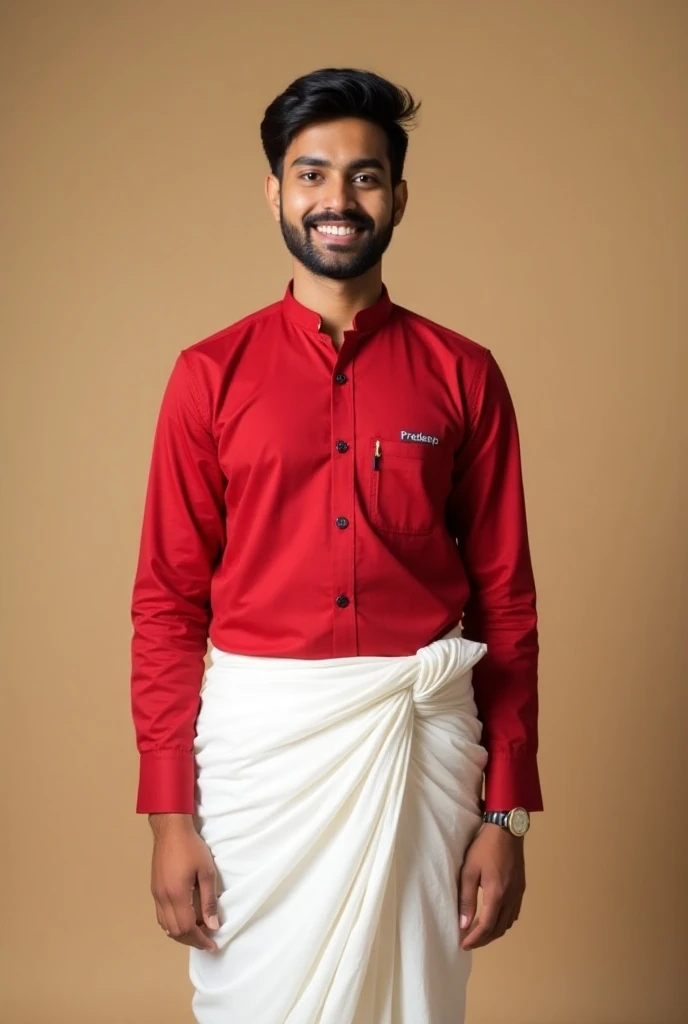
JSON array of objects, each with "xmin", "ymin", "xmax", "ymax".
[
  {"xmin": 483, "ymin": 749, "xmax": 544, "ymax": 812},
  {"xmin": 136, "ymin": 749, "xmax": 196, "ymax": 814}
]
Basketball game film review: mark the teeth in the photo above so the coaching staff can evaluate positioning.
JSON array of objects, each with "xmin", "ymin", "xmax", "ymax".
[{"xmin": 316, "ymin": 225, "xmax": 358, "ymax": 236}]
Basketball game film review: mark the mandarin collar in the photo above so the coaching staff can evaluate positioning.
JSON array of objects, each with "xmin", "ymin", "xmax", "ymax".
[{"xmin": 281, "ymin": 280, "xmax": 393, "ymax": 334}]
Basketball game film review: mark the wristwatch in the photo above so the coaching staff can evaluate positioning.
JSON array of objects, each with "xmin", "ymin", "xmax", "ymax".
[{"xmin": 482, "ymin": 807, "xmax": 531, "ymax": 836}]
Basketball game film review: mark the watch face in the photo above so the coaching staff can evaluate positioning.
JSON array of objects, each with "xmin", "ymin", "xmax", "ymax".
[{"xmin": 509, "ymin": 808, "xmax": 530, "ymax": 836}]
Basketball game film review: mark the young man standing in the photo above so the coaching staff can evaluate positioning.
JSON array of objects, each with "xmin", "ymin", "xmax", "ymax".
[{"xmin": 130, "ymin": 68, "xmax": 543, "ymax": 1023}]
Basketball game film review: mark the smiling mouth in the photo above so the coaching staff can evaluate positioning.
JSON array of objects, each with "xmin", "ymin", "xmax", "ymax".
[{"xmin": 310, "ymin": 223, "xmax": 367, "ymax": 246}]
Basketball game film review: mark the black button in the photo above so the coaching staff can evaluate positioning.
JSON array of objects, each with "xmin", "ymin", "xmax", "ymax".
[
  {"xmin": 335, "ymin": 517, "xmax": 349, "ymax": 529},
  {"xmin": 336, "ymin": 595, "xmax": 350, "ymax": 608},
  {"xmin": 335, "ymin": 440, "xmax": 349, "ymax": 453},
  {"xmin": 335, "ymin": 372, "xmax": 348, "ymax": 385}
]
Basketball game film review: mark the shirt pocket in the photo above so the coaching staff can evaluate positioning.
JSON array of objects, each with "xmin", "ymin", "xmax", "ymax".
[{"xmin": 368, "ymin": 437, "xmax": 448, "ymax": 536}]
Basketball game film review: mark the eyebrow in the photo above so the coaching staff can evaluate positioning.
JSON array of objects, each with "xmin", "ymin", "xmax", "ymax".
[{"xmin": 290, "ymin": 156, "xmax": 386, "ymax": 173}]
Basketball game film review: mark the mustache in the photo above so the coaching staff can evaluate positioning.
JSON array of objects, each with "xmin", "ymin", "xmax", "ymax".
[{"xmin": 304, "ymin": 212, "xmax": 374, "ymax": 230}]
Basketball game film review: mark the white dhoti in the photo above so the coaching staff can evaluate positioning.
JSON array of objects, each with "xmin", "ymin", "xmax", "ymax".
[{"xmin": 189, "ymin": 624, "xmax": 489, "ymax": 1024}]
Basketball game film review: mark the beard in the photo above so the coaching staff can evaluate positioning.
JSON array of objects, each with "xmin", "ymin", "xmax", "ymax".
[{"xmin": 279, "ymin": 200, "xmax": 396, "ymax": 281}]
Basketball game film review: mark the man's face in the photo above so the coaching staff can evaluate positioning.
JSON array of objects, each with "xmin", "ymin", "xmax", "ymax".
[{"xmin": 266, "ymin": 118, "xmax": 408, "ymax": 280}]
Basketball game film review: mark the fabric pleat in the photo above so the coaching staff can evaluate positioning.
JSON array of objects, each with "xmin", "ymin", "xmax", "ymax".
[{"xmin": 189, "ymin": 624, "xmax": 488, "ymax": 1024}]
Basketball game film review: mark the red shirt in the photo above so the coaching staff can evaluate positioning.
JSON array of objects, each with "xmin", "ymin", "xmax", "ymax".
[{"xmin": 130, "ymin": 282, "xmax": 543, "ymax": 815}]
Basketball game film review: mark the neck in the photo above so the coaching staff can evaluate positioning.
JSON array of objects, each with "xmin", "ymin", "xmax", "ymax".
[{"xmin": 292, "ymin": 263, "xmax": 383, "ymax": 341}]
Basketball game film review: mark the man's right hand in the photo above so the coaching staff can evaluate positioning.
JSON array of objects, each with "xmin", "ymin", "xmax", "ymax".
[{"xmin": 149, "ymin": 813, "xmax": 220, "ymax": 952}]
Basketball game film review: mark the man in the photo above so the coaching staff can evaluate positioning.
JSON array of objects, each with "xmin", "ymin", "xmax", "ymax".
[{"xmin": 130, "ymin": 67, "xmax": 543, "ymax": 1023}]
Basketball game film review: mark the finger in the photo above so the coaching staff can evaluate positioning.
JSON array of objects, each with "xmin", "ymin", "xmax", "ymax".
[
  {"xmin": 504, "ymin": 879, "xmax": 525, "ymax": 931},
  {"xmin": 164, "ymin": 911, "xmax": 217, "ymax": 950},
  {"xmin": 172, "ymin": 923, "xmax": 218, "ymax": 950},
  {"xmin": 503, "ymin": 902, "xmax": 517, "ymax": 930},
  {"xmin": 460, "ymin": 891, "xmax": 503, "ymax": 950},
  {"xmin": 196, "ymin": 865, "xmax": 220, "ymax": 931},
  {"xmin": 193, "ymin": 884, "xmax": 204, "ymax": 925},
  {"xmin": 153, "ymin": 897, "xmax": 169, "ymax": 933},
  {"xmin": 469, "ymin": 900, "xmax": 514, "ymax": 949},
  {"xmin": 506, "ymin": 891, "xmax": 523, "ymax": 931},
  {"xmin": 160, "ymin": 891, "xmax": 217, "ymax": 952},
  {"xmin": 457, "ymin": 866, "xmax": 480, "ymax": 936}
]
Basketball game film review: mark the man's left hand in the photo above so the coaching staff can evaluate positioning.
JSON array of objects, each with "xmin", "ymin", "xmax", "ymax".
[{"xmin": 458, "ymin": 823, "xmax": 526, "ymax": 950}]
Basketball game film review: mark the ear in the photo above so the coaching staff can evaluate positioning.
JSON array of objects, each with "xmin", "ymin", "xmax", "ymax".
[
  {"xmin": 265, "ymin": 174, "xmax": 281, "ymax": 223},
  {"xmin": 392, "ymin": 180, "xmax": 409, "ymax": 226}
]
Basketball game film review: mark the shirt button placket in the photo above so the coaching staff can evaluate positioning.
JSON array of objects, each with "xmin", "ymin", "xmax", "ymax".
[{"xmin": 331, "ymin": 362, "xmax": 356, "ymax": 653}]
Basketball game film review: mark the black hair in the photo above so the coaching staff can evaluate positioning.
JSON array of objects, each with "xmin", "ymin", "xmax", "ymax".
[{"xmin": 260, "ymin": 68, "xmax": 421, "ymax": 187}]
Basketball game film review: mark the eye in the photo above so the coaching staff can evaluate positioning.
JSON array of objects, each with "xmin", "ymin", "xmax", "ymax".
[
  {"xmin": 299, "ymin": 172, "xmax": 322, "ymax": 182},
  {"xmin": 354, "ymin": 174, "xmax": 379, "ymax": 186}
]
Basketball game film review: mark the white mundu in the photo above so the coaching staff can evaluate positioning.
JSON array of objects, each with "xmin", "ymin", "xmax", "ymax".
[{"xmin": 189, "ymin": 622, "xmax": 489, "ymax": 1024}]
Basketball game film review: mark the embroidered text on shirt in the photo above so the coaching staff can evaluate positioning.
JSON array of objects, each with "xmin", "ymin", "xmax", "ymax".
[{"xmin": 400, "ymin": 431, "xmax": 440, "ymax": 446}]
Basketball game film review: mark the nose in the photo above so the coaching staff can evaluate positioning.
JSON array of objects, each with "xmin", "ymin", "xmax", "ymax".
[{"xmin": 321, "ymin": 175, "xmax": 358, "ymax": 215}]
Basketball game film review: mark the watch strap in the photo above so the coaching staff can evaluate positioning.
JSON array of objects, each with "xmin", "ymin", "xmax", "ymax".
[
  {"xmin": 483, "ymin": 810, "xmax": 510, "ymax": 829},
  {"xmin": 482, "ymin": 807, "xmax": 531, "ymax": 836}
]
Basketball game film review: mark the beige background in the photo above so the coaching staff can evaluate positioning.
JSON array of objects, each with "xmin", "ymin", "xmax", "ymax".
[{"xmin": 2, "ymin": 1, "xmax": 687, "ymax": 1022}]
